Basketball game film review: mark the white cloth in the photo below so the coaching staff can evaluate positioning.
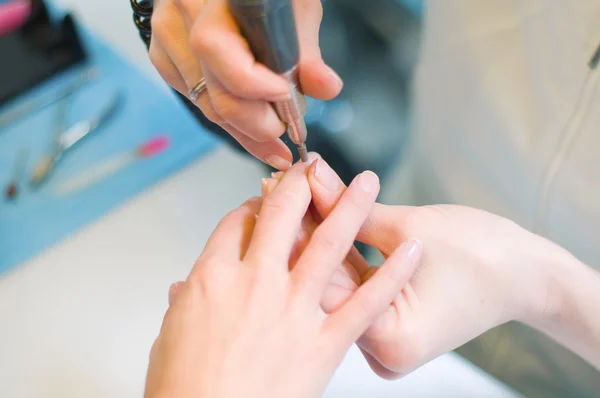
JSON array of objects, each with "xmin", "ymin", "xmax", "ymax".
[{"xmin": 385, "ymin": 1, "xmax": 600, "ymax": 396}]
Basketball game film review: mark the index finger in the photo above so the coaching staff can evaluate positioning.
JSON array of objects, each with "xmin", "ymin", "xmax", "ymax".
[
  {"xmin": 307, "ymin": 156, "xmax": 414, "ymax": 255},
  {"xmin": 292, "ymin": 170, "xmax": 380, "ymax": 299},
  {"xmin": 325, "ymin": 240, "xmax": 422, "ymax": 351},
  {"xmin": 244, "ymin": 160, "xmax": 314, "ymax": 267},
  {"xmin": 189, "ymin": 0, "xmax": 290, "ymax": 101}
]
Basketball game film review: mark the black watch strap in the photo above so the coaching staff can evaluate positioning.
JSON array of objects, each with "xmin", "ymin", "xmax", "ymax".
[{"xmin": 130, "ymin": 0, "xmax": 153, "ymax": 48}]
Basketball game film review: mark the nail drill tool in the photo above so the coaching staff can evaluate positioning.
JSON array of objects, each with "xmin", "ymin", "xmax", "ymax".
[{"xmin": 228, "ymin": 0, "xmax": 309, "ymax": 161}]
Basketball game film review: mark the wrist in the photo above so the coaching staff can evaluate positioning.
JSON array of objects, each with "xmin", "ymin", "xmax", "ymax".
[
  {"xmin": 519, "ymin": 242, "xmax": 600, "ymax": 368},
  {"xmin": 519, "ymin": 244, "xmax": 574, "ymax": 324},
  {"xmin": 491, "ymin": 235, "xmax": 564, "ymax": 325}
]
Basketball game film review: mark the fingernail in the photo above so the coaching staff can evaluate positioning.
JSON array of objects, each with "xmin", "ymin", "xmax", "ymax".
[
  {"xmin": 307, "ymin": 152, "xmax": 321, "ymax": 162},
  {"xmin": 265, "ymin": 155, "xmax": 292, "ymax": 171},
  {"xmin": 401, "ymin": 239, "xmax": 422, "ymax": 264},
  {"xmin": 271, "ymin": 92, "xmax": 292, "ymax": 102},
  {"xmin": 314, "ymin": 158, "xmax": 341, "ymax": 190},
  {"xmin": 356, "ymin": 171, "xmax": 379, "ymax": 192},
  {"xmin": 326, "ymin": 65, "xmax": 344, "ymax": 89}
]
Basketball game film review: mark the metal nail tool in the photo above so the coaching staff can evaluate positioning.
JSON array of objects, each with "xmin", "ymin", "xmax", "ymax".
[
  {"xmin": 229, "ymin": 0, "xmax": 309, "ymax": 162},
  {"xmin": 31, "ymin": 91, "xmax": 122, "ymax": 187}
]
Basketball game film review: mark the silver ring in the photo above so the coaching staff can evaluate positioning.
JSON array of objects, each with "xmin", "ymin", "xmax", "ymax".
[{"xmin": 188, "ymin": 78, "xmax": 207, "ymax": 102}]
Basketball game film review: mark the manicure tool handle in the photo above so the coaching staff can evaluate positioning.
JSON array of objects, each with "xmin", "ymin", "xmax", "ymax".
[{"xmin": 228, "ymin": 0, "xmax": 309, "ymax": 161}]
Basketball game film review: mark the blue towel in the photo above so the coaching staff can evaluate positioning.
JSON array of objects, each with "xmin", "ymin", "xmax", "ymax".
[{"xmin": 0, "ymin": 27, "xmax": 219, "ymax": 274}]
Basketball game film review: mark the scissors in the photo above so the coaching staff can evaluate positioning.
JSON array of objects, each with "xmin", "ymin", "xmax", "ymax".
[{"xmin": 31, "ymin": 91, "xmax": 123, "ymax": 187}]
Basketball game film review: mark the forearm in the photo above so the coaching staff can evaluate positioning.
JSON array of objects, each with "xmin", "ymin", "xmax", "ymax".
[{"xmin": 525, "ymin": 248, "xmax": 600, "ymax": 370}]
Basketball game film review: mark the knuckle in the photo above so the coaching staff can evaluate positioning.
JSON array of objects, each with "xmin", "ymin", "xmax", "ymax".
[
  {"xmin": 211, "ymin": 94, "xmax": 241, "ymax": 121},
  {"xmin": 311, "ymin": 226, "xmax": 346, "ymax": 255},
  {"xmin": 197, "ymin": 264, "xmax": 219, "ymax": 287},
  {"xmin": 199, "ymin": 104, "xmax": 224, "ymax": 125},
  {"xmin": 191, "ymin": 262, "xmax": 231, "ymax": 298},
  {"xmin": 150, "ymin": 11, "xmax": 169, "ymax": 40},
  {"xmin": 172, "ymin": 0, "xmax": 187, "ymax": 9},
  {"xmin": 353, "ymin": 288, "xmax": 379, "ymax": 316},
  {"xmin": 222, "ymin": 203, "xmax": 256, "ymax": 224},
  {"xmin": 261, "ymin": 188, "xmax": 298, "ymax": 214},
  {"xmin": 223, "ymin": 70, "xmax": 256, "ymax": 98},
  {"xmin": 189, "ymin": 25, "xmax": 214, "ymax": 57},
  {"xmin": 252, "ymin": 110, "xmax": 286, "ymax": 142},
  {"xmin": 148, "ymin": 43, "xmax": 164, "ymax": 70}
]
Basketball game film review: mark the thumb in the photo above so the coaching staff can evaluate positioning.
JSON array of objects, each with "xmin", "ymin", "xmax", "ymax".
[
  {"xmin": 294, "ymin": 0, "xmax": 343, "ymax": 100},
  {"xmin": 308, "ymin": 156, "xmax": 414, "ymax": 256}
]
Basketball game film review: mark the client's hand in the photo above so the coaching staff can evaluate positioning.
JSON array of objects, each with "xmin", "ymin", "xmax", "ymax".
[
  {"xmin": 145, "ymin": 161, "xmax": 421, "ymax": 398},
  {"xmin": 260, "ymin": 171, "xmax": 367, "ymax": 313},
  {"xmin": 167, "ymin": 169, "xmax": 370, "ymax": 313},
  {"xmin": 306, "ymin": 157, "xmax": 560, "ymax": 379}
]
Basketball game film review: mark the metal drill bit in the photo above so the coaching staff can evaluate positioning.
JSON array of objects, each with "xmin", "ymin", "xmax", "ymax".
[
  {"xmin": 297, "ymin": 143, "xmax": 308, "ymax": 162},
  {"xmin": 274, "ymin": 68, "xmax": 309, "ymax": 162},
  {"xmin": 228, "ymin": 0, "xmax": 309, "ymax": 162},
  {"xmin": 31, "ymin": 91, "xmax": 122, "ymax": 187}
]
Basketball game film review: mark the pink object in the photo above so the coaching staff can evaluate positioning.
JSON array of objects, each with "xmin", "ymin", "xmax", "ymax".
[
  {"xmin": 137, "ymin": 136, "xmax": 170, "ymax": 157},
  {"xmin": 55, "ymin": 135, "xmax": 172, "ymax": 196},
  {"xmin": 0, "ymin": 0, "xmax": 31, "ymax": 37}
]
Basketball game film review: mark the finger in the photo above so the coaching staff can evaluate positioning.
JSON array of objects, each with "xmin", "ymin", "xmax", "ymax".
[
  {"xmin": 151, "ymin": 1, "xmax": 227, "ymax": 125},
  {"xmin": 190, "ymin": 0, "xmax": 290, "ymax": 102},
  {"xmin": 244, "ymin": 161, "xmax": 313, "ymax": 267},
  {"xmin": 227, "ymin": 125, "xmax": 292, "ymax": 170},
  {"xmin": 359, "ymin": 348, "xmax": 403, "ymax": 380},
  {"xmin": 196, "ymin": 196, "xmax": 263, "ymax": 266},
  {"xmin": 151, "ymin": 1, "xmax": 205, "ymax": 92},
  {"xmin": 204, "ymin": 69, "xmax": 287, "ymax": 143},
  {"xmin": 292, "ymin": 0, "xmax": 342, "ymax": 99},
  {"xmin": 346, "ymin": 246, "xmax": 370, "ymax": 279},
  {"xmin": 292, "ymin": 170, "xmax": 380, "ymax": 299},
  {"xmin": 151, "ymin": 1, "xmax": 210, "ymax": 96},
  {"xmin": 299, "ymin": 58, "xmax": 343, "ymax": 100},
  {"xmin": 168, "ymin": 281, "xmax": 185, "ymax": 306},
  {"xmin": 195, "ymin": 85, "xmax": 225, "ymax": 125},
  {"xmin": 320, "ymin": 264, "xmax": 360, "ymax": 313},
  {"xmin": 325, "ymin": 239, "xmax": 422, "ymax": 348},
  {"xmin": 308, "ymin": 156, "xmax": 415, "ymax": 256},
  {"xmin": 149, "ymin": 41, "xmax": 188, "ymax": 94},
  {"xmin": 173, "ymin": 0, "xmax": 205, "ymax": 29},
  {"xmin": 157, "ymin": 31, "xmax": 227, "ymax": 127},
  {"xmin": 320, "ymin": 283, "xmax": 354, "ymax": 314}
]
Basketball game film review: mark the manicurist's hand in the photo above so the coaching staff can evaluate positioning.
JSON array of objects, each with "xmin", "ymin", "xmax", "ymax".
[
  {"xmin": 145, "ymin": 161, "xmax": 421, "ymax": 398},
  {"xmin": 149, "ymin": 0, "xmax": 342, "ymax": 169},
  {"xmin": 306, "ymin": 156, "xmax": 581, "ymax": 379}
]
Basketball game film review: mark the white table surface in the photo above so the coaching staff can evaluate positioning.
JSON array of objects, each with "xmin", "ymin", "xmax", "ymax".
[{"xmin": 0, "ymin": 1, "xmax": 521, "ymax": 397}]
